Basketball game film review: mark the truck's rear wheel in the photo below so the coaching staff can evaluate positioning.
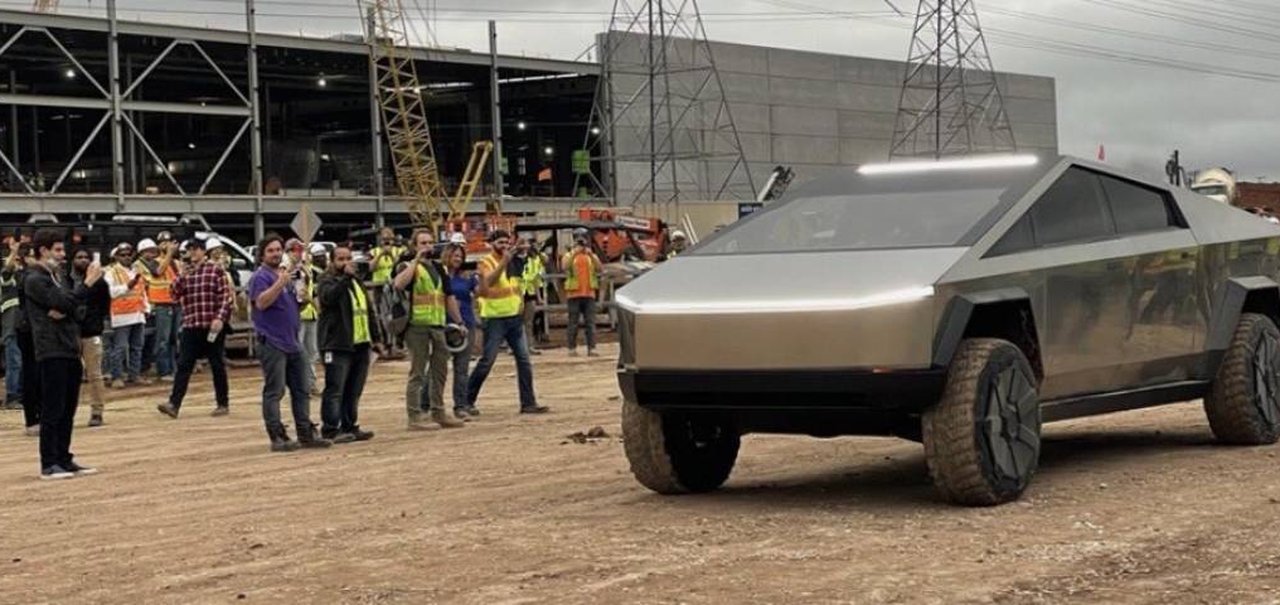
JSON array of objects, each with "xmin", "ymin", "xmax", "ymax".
[
  {"xmin": 923, "ymin": 338, "xmax": 1041, "ymax": 506},
  {"xmin": 1205, "ymin": 313, "xmax": 1280, "ymax": 445},
  {"xmin": 622, "ymin": 400, "xmax": 740, "ymax": 494}
]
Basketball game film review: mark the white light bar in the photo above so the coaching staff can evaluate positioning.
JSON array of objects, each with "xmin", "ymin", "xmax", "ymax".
[
  {"xmin": 858, "ymin": 155, "xmax": 1039, "ymax": 176},
  {"xmin": 615, "ymin": 286, "xmax": 935, "ymax": 315}
]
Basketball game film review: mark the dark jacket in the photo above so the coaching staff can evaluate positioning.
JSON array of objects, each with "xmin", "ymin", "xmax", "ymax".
[
  {"xmin": 71, "ymin": 269, "xmax": 110, "ymax": 338},
  {"xmin": 23, "ymin": 262, "xmax": 87, "ymax": 361},
  {"xmin": 317, "ymin": 271, "xmax": 374, "ymax": 353}
]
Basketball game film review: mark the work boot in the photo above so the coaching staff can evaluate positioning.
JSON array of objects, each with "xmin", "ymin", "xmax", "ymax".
[
  {"xmin": 297, "ymin": 422, "xmax": 333, "ymax": 449},
  {"xmin": 110, "ymin": 379, "xmax": 126, "ymax": 390},
  {"xmin": 269, "ymin": 424, "xmax": 299, "ymax": 453},
  {"xmin": 431, "ymin": 408, "xmax": 465, "ymax": 429},
  {"xmin": 88, "ymin": 412, "xmax": 104, "ymax": 427},
  {"xmin": 211, "ymin": 406, "xmax": 230, "ymax": 417},
  {"xmin": 156, "ymin": 403, "xmax": 179, "ymax": 418},
  {"xmin": 350, "ymin": 427, "xmax": 375, "ymax": 442},
  {"xmin": 407, "ymin": 412, "xmax": 434, "ymax": 431},
  {"xmin": 24, "ymin": 424, "xmax": 39, "ymax": 437}
]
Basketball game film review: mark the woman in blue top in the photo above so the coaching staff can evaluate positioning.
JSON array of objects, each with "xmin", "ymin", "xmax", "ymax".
[{"xmin": 445, "ymin": 243, "xmax": 480, "ymax": 418}]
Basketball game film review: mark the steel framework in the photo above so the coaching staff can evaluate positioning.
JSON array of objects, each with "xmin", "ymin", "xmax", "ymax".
[
  {"xmin": 889, "ymin": 0, "xmax": 1016, "ymax": 160},
  {"xmin": 362, "ymin": 0, "xmax": 447, "ymax": 228},
  {"xmin": 579, "ymin": 0, "xmax": 755, "ymax": 206}
]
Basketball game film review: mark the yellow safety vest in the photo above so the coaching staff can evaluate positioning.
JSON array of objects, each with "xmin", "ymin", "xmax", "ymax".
[
  {"xmin": 562, "ymin": 251, "xmax": 600, "ymax": 293},
  {"xmin": 351, "ymin": 280, "xmax": 371, "ymax": 344},
  {"xmin": 300, "ymin": 266, "xmax": 321, "ymax": 321},
  {"xmin": 520, "ymin": 254, "xmax": 545, "ymax": 296},
  {"xmin": 371, "ymin": 246, "xmax": 403, "ymax": 284},
  {"xmin": 410, "ymin": 263, "xmax": 447, "ymax": 327},
  {"xmin": 478, "ymin": 253, "xmax": 522, "ymax": 319},
  {"xmin": 0, "ymin": 272, "xmax": 18, "ymax": 314}
]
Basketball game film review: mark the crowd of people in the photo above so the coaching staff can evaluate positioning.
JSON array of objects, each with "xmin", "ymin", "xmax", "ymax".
[{"xmin": 1, "ymin": 224, "xmax": 608, "ymax": 479}]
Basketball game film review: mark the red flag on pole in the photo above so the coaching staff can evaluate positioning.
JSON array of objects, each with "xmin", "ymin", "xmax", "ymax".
[{"xmin": 1097, "ymin": 144, "xmax": 1106, "ymax": 162}]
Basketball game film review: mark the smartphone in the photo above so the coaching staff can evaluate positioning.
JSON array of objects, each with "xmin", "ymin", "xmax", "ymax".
[{"xmin": 92, "ymin": 252, "xmax": 101, "ymax": 264}]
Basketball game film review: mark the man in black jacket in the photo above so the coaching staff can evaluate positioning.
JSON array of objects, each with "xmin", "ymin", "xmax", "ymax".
[
  {"xmin": 24, "ymin": 228, "xmax": 103, "ymax": 480},
  {"xmin": 317, "ymin": 244, "xmax": 375, "ymax": 443},
  {"xmin": 70, "ymin": 248, "xmax": 111, "ymax": 427}
]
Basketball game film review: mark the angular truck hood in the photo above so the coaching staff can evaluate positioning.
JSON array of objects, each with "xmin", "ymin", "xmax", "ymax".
[{"xmin": 617, "ymin": 248, "xmax": 967, "ymax": 314}]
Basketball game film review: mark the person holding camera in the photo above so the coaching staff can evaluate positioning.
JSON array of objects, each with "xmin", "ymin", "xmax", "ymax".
[
  {"xmin": 157, "ymin": 237, "xmax": 234, "ymax": 419},
  {"xmin": 248, "ymin": 235, "xmax": 331, "ymax": 451},
  {"xmin": 2, "ymin": 237, "xmax": 27, "ymax": 414},
  {"xmin": 6, "ymin": 237, "xmax": 41, "ymax": 435},
  {"xmin": 316, "ymin": 244, "xmax": 375, "ymax": 443},
  {"xmin": 394, "ymin": 229, "xmax": 466, "ymax": 430},
  {"xmin": 104, "ymin": 242, "xmax": 151, "ymax": 389},
  {"xmin": 562, "ymin": 236, "xmax": 603, "ymax": 357},
  {"xmin": 24, "ymin": 228, "xmax": 103, "ymax": 480},
  {"xmin": 465, "ymin": 230, "xmax": 549, "ymax": 415},
  {"xmin": 135, "ymin": 237, "xmax": 180, "ymax": 382},
  {"xmin": 69, "ymin": 248, "xmax": 111, "ymax": 427}
]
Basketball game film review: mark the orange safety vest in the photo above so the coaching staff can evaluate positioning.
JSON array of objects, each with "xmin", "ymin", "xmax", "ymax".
[
  {"xmin": 140, "ymin": 261, "xmax": 178, "ymax": 305},
  {"xmin": 110, "ymin": 265, "xmax": 147, "ymax": 317}
]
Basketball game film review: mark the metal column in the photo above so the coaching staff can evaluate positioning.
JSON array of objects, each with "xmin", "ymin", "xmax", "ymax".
[
  {"xmin": 7, "ymin": 71, "xmax": 18, "ymax": 170},
  {"xmin": 107, "ymin": 0, "xmax": 124, "ymax": 210},
  {"xmin": 367, "ymin": 44, "xmax": 385, "ymax": 228},
  {"xmin": 488, "ymin": 20, "xmax": 504, "ymax": 199},
  {"xmin": 246, "ymin": 0, "xmax": 265, "ymax": 240}
]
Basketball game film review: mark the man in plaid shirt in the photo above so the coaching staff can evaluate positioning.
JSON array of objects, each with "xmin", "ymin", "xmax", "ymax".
[{"xmin": 156, "ymin": 237, "xmax": 234, "ymax": 419}]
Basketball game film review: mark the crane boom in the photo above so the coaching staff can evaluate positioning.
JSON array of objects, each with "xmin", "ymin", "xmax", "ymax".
[{"xmin": 363, "ymin": 0, "xmax": 447, "ymax": 228}]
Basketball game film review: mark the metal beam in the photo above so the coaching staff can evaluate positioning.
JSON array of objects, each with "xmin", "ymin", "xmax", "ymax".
[
  {"xmin": 0, "ymin": 94, "xmax": 250, "ymax": 117},
  {"xmin": 50, "ymin": 112, "xmax": 111, "ymax": 194},
  {"xmin": 122, "ymin": 113, "xmax": 185, "ymax": 195},
  {"xmin": 108, "ymin": 0, "xmax": 124, "ymax": 211},
  {"xmin": 489, "ymin": 20, "xmax": 505, "ymax": 201},
  {"xmin": 247, "ymin": 0, "xmax": 264, "ymax": 241},
  {"xmin": 198, "ymin": 117, "xmax": 251, "ymax": 195}
]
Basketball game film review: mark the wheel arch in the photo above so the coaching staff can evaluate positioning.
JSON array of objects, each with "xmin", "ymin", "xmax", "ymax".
[
  {"xmin": 934, "ymin": 288, "xmax": 1044, "ymax": 381},
  {"xmin": 1206, "ymin": 276, "xmax": 1280, "ymax": 374}
]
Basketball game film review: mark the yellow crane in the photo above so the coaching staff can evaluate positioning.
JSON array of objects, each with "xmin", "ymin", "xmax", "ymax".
[
  {"xmin": 363, "ymin": 0, "xmax": 448, "ymax": 229},
  {"xmin": 449, "ymin": 140, "xmax": 492, "ymax": 223}
]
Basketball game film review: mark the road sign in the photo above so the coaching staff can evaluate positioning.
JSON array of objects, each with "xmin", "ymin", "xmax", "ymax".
[
  {"xmin": 737, "ymin": 202, "xmax": 764, "ymax": 219},
  {"xmin": 290, "ymin": 205, "xmax": 322, "ymax": 243}
]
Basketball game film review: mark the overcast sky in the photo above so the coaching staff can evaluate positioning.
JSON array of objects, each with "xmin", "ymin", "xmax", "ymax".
[{"xmin": 44, "ymin": 0, "xmax": 1280, "ymax": 181}]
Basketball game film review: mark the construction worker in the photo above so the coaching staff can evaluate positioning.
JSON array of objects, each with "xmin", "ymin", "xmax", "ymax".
[
  {"xmin": 518, "ymin": 237, "xmax": 547, "ymax": 354},
  {"xmin": 9, "ymin": 237, "xmax": 41, "ymax": 436},
  {"xmin": 317, "ymin": 244, "xmax": 375, "ymax": 443},
  {"xmin": 298, "ymin": 243, "xmax": 326, "ymax": 395},
  {"xmin": 136, "ymin": 237, "xmax": 179, "ymax": 382},
  {"xmin": 669, "ymin": 230, "xmax": 689, "ymax": 258},
  {"xmin": 562, "ymin": 234, "xmax": 602, "ymax": 357},
  {"xmin": 69, "ymin": 248, "xmax": 111, "ymax": 427},
  {"xmin": 393, "ymin": 228, "xmax": 466, "ymax": 429},
  {"xmin": 370, "ymin": 227, "xmax": 405, "ymax": 356},
  {"xmin": 466, "ymin": 230, "xmax": 549, "ymax": 415},
  {"xmin": 2, "ymin": 237, "xmax": 25, "ymax": 410},
  {"xmin": 104, "ymin": 242, "xmax": 151, "ymax": 388}
]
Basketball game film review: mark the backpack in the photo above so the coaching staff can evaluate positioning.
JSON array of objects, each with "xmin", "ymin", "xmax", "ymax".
[{"xmin": 381, "ymin": 260, "xmax": 444, "ymax": 337}]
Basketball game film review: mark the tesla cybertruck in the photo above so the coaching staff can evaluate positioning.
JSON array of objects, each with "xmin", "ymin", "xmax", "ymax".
[{"xmin": 614, "ymin": 154, "xmax": 1280, "ymax": 506}]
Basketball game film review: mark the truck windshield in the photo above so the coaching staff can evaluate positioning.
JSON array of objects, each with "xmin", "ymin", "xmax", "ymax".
[
  {"xmin": 1192, "ymin": 185, "xmax": 1228, "ymax": 197},
  {"xmin": 694, "ymin": 163, "xmax": 1042, "ymax": 255}
]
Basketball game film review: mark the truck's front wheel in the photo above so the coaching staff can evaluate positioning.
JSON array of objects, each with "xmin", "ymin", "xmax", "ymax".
[
  {"xmin": 622, "ymin": 400, "xmax": 740, "ymax": 494},
  {"xmin": 923, "ymin": 338, "xmax": 1042, "ymax": 506}
]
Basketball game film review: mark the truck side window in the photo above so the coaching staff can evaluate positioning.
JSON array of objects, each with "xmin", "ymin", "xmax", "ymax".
[
  {"xmin": 1099, "ymin": 175, "xmax": 1185, "ymax": 234},
  {"xmin": 987, "ymin": 167, "xmax": 1116, "ymax": 256}
]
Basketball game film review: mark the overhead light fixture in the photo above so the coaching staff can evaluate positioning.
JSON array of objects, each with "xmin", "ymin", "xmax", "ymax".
[
  {"xmin": 516, "ymin": 121, "xmax": 527, "ymax": 131},
  {"xmin": 317, "ymin": 75, "xmax": 328, "ymax": 88},
  {"xmin": 858, "ymin": 154, "xmax": 1039, "ymax": 176},
  {"xmin": 590, "ymin": 126, "xmax": 601, "ymax": 136},
  {"xmin": 63, "ymin": 68, "xmax": 76, "ymax": 79},
  {"xmin": 543, "ymin": 146, "xmax": 554, "ymax": 156},
  {"xmin": 615, "ymin": 286, "xmax": 936, "ymax": 315},
  {"xmin": 320, "ymin": 153, "xmax": 332, "ymax": 162},
  {"xmin": 187, "ymin": 142, "xmax": 196, "ymax": 150}
]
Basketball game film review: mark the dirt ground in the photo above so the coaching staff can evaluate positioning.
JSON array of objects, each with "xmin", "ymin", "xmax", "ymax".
[{"xmin": 2, "ymin": 343, "xmax": 1280, "ymax": 604}]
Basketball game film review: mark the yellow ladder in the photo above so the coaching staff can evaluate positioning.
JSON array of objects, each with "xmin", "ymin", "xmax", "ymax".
[{"xmin": 449, "ymin": 140, "xmax": 494, "ymax": 222}]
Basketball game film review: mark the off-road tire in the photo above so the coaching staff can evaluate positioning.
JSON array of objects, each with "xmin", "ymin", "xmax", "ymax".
[
  {"xmin": 622, "ymin": 400, "xmax": 740, "ymax": 494},
  {"xmin": 923, "ymin": 338, "xmax": 1041, "ymax": 506},
  {"xmin": 1205, "ymin": 313, "xmax": 1280, "ymax": 445}
]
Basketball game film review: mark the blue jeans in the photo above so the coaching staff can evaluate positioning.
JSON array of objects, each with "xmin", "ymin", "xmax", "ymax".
[
  {"xmin": 258, "ymin": 339, "xmax": 315, "ymax": 433},
  {"xmin": 152, "ymin": 305, "xmax": 177, "ymax": 377},
  {"xmin": 3, "ymin": 333, "xmax": 21, "ymax": 400},
  {"xmin": 109, "ymin": 323, "xmax": 145, "ymax": 381},
  {"xmin": 451, "ymin": 328, "xmax": 475, "ymax": 411},
  {"xmin": 466, "ymin": 316, "xmax": 537, "ymax": 410}
]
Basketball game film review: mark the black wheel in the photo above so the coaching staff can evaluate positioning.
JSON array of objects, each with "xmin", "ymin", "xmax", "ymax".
[
  {"xmin": 1205, "ymin": 313, "xmax": 1280, "ymax": 445},
  {"xmin": 923, "ymin": 338, "xmax": 1041, "ymax": 506},
  {"xmin": 621, "ymin": 400, "xmax": 740, "ymax": 494}
]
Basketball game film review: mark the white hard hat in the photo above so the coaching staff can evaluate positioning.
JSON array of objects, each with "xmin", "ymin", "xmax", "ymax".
[
  {"xmin": 309, "ymin": 242, "xmax": 327, "ymax": 256},
  {"xmin": 672, "ymin": 230, "xmax": 687, "ymax": 240},
  {"xmin": 137, "ymin": 238, "xmax": 157, "ymax": 252},
  {"xmin": 449, "ymin": 232, "xmax": 467, "ymax": 245},
  {"xmin": 205, "ymin": 236, "xmax": 223, "ymax": 251}
]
